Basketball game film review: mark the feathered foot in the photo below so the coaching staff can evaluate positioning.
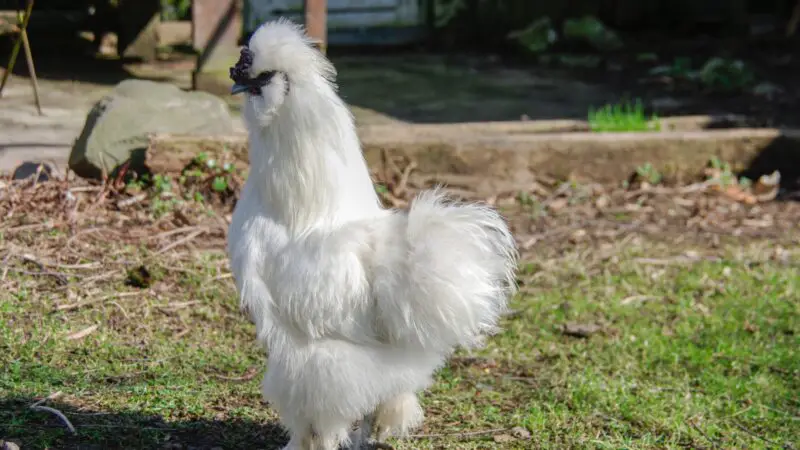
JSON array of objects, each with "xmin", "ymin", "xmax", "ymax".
[
  {"xmin": 350, "ymin": 414, "xmax": 394, "ymax": 450},
  {"xmin": 349, "ymin": 393, "xmax": 423, "ymax": 450}
]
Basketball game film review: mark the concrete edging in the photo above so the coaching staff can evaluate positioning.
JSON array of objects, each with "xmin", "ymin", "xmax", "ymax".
[{"xmin": 146, "ymin": 123, "xmax": 800, "ymax": 184}]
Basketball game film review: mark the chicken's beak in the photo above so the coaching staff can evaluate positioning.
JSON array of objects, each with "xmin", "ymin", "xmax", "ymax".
[{"xmin": 231, "ymin": 83, "xmax": 248, "ymax": 95}]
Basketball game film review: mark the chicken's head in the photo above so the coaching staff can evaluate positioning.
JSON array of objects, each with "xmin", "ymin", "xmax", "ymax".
[{"xmin": 229, "ymin": 18, "xmax": 336, "ymax": 128}]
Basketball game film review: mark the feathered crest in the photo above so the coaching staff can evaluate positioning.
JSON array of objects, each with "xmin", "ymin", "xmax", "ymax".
[
  {"xmin": 245, "ymin": 18, "xmax": 337, "ymax": 84},
  {"xmin": 230, "ymin": 47, "xmax": 254, "ymax": 85}
]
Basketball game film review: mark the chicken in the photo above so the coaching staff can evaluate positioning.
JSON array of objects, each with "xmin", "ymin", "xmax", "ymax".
[{"xmin": 226, "ymin": 19, "xmax": 519, "ymax": 450}]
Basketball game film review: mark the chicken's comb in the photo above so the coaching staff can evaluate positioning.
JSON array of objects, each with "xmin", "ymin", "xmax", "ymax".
[{"xmin": 230, "ymin": 47, "xmax": 254, "ymax": 84}]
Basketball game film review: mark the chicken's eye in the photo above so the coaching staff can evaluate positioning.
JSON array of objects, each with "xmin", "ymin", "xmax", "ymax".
[{"xmin": 248, "ymin": 86, "xmax": 261, "ymax": 96}]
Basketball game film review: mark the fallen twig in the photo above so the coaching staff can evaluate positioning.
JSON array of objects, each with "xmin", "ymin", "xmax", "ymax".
[
  {"xmin": 149, "ymin": 225, "xmax": 203, "ymax": 241},
  {"xmin": 405, "ymin": 427, "xmax": 509, "ymax": 440},
  {"xmin": 687, "ymin": 419, "xmax": 719, "ymax": 449},
  {"xmin": 633, "ymin": 256, "xmax": 721, "ymax": 266},
  {"xmin": 393, "ymin": 161, "xmax": 417, "ymax": 197},
  {"xmin": 65, "ymin": 324, "xmax": 98, "ymax": 340},
  {"xmin": 4, "ymin": 268, "xmax": 68, "ymax": 285},
  {"xmin": 30, "ymin": 391, "xmax": 63, "ymax": 407},
  {"xmin": 15, "ymin": 253, "xmax": 69, "ymax": 284},
  {"xmin": 6, "ymin": 222, "xmax": 58, "ymax": 233},
  {"xmin": 116, "ymin": 193, "xmax": 147, "ymax": 208},
  {"xmin": 620, "ymin": 295, "xmax": 660, "ymax": 305},
  {"xmin": 152, "ymin": 228, "xmax": 206, "ymax": 256},
  {"xmin": 29, "ymin": 392, "xmax": 76, "ymax": 435},
  {"xmin": 56, "ymin": 292, "xmax": 140, "ymax": 312},
  {"xmin": 109, "ymin": 301, "xmax": 130, "ymax": 320},
  {"xmin": 211, "ymin": 366, "xmax": 259, "ymax": 382},
  {"xmin": 158, "ymin": 300, "xmax": 199, "ymax": 311},
  {"xmin": 732, "ymin": 420, "xmax": 781, "ymax": 447}
]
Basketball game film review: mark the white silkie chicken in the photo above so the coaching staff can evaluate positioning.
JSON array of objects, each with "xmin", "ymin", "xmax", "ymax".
[{"xmin": 226, "ymin": 19, "xmax": 519, "ymax": 450}]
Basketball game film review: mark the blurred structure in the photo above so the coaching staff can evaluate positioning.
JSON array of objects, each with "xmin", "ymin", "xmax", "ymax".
[
  {"xmin": 0, "ymin": 0, "xmax": 797, "ymax": 96},
  {"xmin": 0, "ymin": 0, "xmax": 161, "ymax": 61},
  {"xmin": 243, "ymin": 0, "xmax": 428, "ymax": 46}
]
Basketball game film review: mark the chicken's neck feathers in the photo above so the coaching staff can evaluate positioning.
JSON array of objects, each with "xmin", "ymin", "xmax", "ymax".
[{"xmin": 248, "ymin": 85, "xmax": 381, "ymax": 235}]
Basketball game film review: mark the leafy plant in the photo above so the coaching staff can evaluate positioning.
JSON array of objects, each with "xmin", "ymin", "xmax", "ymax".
[
  {"xmin": 706, "ymin": 156, "xmax": 737, "ymax": 186},
  {"xmin": 635, "ymin": 163, "xmax": 663, "ymax": 185},
  {"xmin": 152, "ymin": 174, "xmax": 172, "ymax": 195},
  {"xmin": 588, "ymin": 99, "xmax": 660, "ymax": 133},
  {"xmin": 374, "ymin": 183, "xmax": 389, "ymax": 195},
  {"xmin": 179, "ymin": 152, "xmax": 239, "ymax": 202},
  {"xmin": 699, "ymin": 58, "xmax": 754, "ymax": 91},
  {"xmin": 161, "ymin": 0, "xmax": 191, "ymax": 21}
]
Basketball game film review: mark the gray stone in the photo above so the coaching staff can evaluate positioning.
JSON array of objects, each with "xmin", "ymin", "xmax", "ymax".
[
  {"xmin": 68, "ymin": 79, "xmax": 235, "ymax": 179},
  {"xmin": 12, "ymin": 161, "xmax": 53, "ymax": 182},
  {"xmin": 1, "ymin": 440, "xmax": 21, "ymax": 450}
]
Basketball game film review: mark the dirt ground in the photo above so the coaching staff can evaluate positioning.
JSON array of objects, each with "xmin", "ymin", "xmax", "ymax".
[{"xmin": 1, "ymin": 76, "xmax": 799, "ymax": 448}]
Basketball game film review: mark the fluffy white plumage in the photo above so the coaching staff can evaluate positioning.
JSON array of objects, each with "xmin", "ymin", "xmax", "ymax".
[{"xmin": 226, "ymin": 19, "xmax": 519, "ymax": 450}]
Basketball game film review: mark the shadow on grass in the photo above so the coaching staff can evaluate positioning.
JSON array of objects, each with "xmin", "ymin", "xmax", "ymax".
[{"xmin": 0, "ymin": 397, "xmax": 287, "ymax": 450}]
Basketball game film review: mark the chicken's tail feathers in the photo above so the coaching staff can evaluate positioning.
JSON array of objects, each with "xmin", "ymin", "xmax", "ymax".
[{"xmin": 373, "ymin": 188, "xmax": 519, "ymax": 353}]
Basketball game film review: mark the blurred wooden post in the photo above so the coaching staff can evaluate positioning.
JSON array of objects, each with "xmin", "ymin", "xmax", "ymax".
[
  {"xmin": 191, "ymin": 0, "xmax": 243, "ymax": 95},
  {"xmin": 0, "ymin": 0, "xmax": 42, "ymax": 115},
  {"xmin": 788, "ymin": 0, "xmax": 800, "ymax": 36},
  {"xmin": 116, "ymin": 0, "xmax": 160, "ymax": 62},
  {"xmin": 304, "ymin": 0, "xmax": 327, "ymax": 54}
]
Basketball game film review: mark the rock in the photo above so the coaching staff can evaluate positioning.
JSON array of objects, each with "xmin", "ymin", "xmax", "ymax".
[
  {"xmin": 1, "ymin": 440, "xmax": 21, "ymax": 450},
  {"xmin": 68, "ymin": 79, "xmax": 235, "ymax": 180},
  {"xmin": 492, "ymin": 433, "xmax": 515, "ymax": 443},
  {"xmin": 511, "ymin": 426, "xmax": 532, "ymax": 439},
  {"xmin": 12, "ymin": 161, "xmax": 54, "ymax": 182},
  {"xmin": 562, "ymin": 322, "xmax": 603, "ymax": 338}
]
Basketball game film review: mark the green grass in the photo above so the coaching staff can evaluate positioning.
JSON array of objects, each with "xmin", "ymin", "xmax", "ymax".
[
  {"xmin": 1, "ymin": 231, "xmax": 798, "ymax": 449},
  {"xmin": 588, "ymin": 100, "xmax": 660, "ymax": 133}
]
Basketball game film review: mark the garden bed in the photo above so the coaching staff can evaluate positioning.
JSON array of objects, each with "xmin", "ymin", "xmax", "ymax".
[{"xmin": 145, "ymin": 116, "xmax": 800, "ymax": 194}]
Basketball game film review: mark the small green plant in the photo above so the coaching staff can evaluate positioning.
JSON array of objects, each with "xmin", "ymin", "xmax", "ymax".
[
  {"xmin": 152, "ymin": 174, "xmax": 173, "ymax": 194},
  {"xmin": 161, "ymin": 0, "xmax": 191, "ymax": 20},
  {"xmin": 588, "ymin": 99, "xmax": 660, "ymax": 132},
  {"xmin": 635, "ymin": 162, "xmax": 663, "ymax": 185},
  {"xmin": 374, "ymin": 184, "xmax": 389, "ymax": 195},
  {"xmin": 707, "ymin": 156, "xmax": 737, "ymax": 186},
  {"xmin": 125, "ymin": 175, "xmax": 145, "ymax": 192},
  {"xmin": 738, "ymin": 176, "xmax": 752, "ymax": 189},
  {"xmin": 150, "ymin": 197, "xmax": 180, "ymax": 218},
  {"xmin": 516, "ymin": 191, "xmax": 535, "ymax": 207},
  {"xmin": 179, "ymin": 152, "xmax": 239, "ymax": 202}
]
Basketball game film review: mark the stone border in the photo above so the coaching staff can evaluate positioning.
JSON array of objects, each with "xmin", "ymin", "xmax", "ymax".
[{"xmin": 146, "ymin": 122, "xmax": 800, "ymax": 184}]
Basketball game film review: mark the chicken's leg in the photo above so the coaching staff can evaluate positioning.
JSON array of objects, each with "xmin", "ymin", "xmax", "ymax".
[
  {"xmin": 352, "ymin": 391, "xmax": 424, "ymax": 450},
  {"xmin": 351, "ymin": 413, "xmax": 394, "ymax": 450}
]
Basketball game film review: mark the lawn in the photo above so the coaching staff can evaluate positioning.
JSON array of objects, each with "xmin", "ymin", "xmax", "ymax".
[{"xmin": 1, "ymin": 175, "xmax": 798, "ymax": 450}]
